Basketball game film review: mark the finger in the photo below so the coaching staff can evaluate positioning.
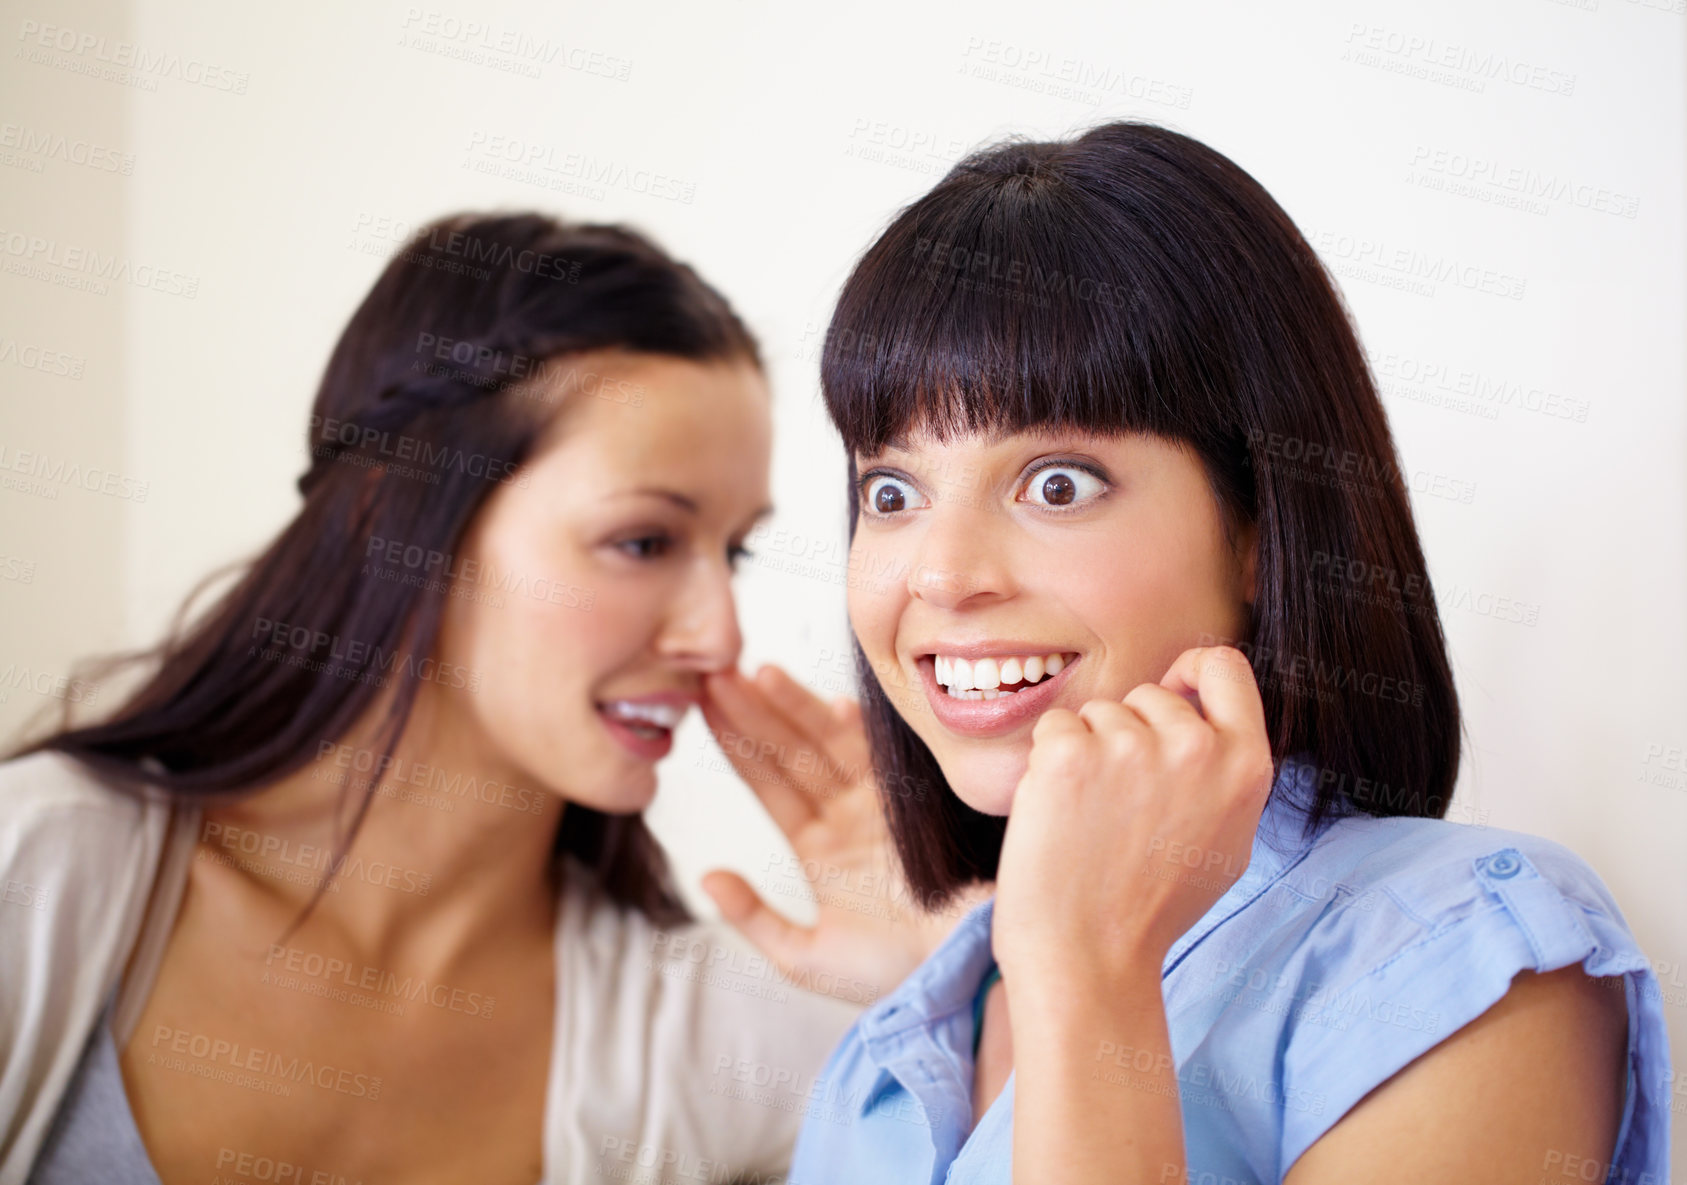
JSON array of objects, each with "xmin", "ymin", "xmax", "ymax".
[
  {"xmin": 754, "ymin": 665, "xmax": 871, "ymax": 774},
  {"xmin": 702, "ymin": 671, "xmax": 857, "ymax": 808},
  {"xmin": 700, "ymin": 869, "xmax": 810, "ymax": 974},
  {"xmin": 1120, "ymin": 681, "xmax": 1207, "ymax": 732},
  {"xmin": 1031, "ymin": 706, "xmax": 1090, "ymax": 740},
  {"xmin": 1158, "ymin": 646, "xmax": 1268, "ymax": 742},
  {"xmin": 700, "ymin": 675, "xmax": 823, "ymax": 833},
  {"xmin": 1076, "ymin": 698, "xmax": 1151, "ymax": 735},
  {"xmin": 753, "ymin": 664, "xmax": 841, "ymax": 746}
]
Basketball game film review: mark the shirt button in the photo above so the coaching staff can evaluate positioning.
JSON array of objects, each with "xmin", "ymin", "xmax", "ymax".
[{"xmin": 1486, "ymin": 851, "xmax": 1521, "ymax": 879}]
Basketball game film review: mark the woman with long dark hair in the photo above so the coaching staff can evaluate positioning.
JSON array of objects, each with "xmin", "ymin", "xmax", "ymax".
[
  {"xmin": 0, "ymin": 212, "xmax": 961, "ymax": 1184},
  {"xmin": 789, "ymin": 121, "xmax": 1672, "ymax": 1183}
]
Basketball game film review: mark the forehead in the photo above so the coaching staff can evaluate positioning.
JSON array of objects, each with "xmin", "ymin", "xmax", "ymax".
[
  {"xmin": 528, "ymin": 352, "xmax": 772, "ymax": 499},
  {"xmin": 536, "ymin": 351, "xmax": 767, "ymax": 448},
  {"xmin": 861, "ymin": 422, "xmax": 1125, "ymax": 459}
]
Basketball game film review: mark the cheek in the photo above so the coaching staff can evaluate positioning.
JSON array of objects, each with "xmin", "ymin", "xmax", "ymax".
[
  {"xmin": 440, "ymin": 583, "xmax": 601, "ymax": 734},
  {"xmin": 1070, "ymin": 521, "xmax": 1243, "ymax": 682},
  {"xmin": 433, "ymin": 530, "xmax": 645, "ymax": 755},
  {"xmin": 845, "ymin": 539, "xmax": 899, "ymax": 654}
]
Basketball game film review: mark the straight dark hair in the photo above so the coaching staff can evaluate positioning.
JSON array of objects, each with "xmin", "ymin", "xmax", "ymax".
[
  {"xmin": 8, "ymin": 210, "xmax": 762, "ymax": 933},
  {"xmin": 822, "ymin": 121, "xmax": 1464, "ymax": 906}
]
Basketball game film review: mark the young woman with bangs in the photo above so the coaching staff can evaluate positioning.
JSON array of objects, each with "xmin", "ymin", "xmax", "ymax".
[{"xmin": 789, "ymin": 121, "xmax": 1672, "ymax": 1184}]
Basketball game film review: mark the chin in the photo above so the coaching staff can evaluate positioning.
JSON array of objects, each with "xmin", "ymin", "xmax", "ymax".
[
  {"xmin": 934, "ymin": 747, "xmax": 1028, "ymax": 818},
  {"xmin": 592, "ymin": 765, "xmax": 659, "ymax": 815}
]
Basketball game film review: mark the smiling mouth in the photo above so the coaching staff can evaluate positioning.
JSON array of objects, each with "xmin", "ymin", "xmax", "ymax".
[
  {"xmin": 597, "ymin": 699, "xmax": 686, "ymax": 739},
  {"xmin": 927, "ymin": 651, "xmax": 1080, "ymax": 700}
]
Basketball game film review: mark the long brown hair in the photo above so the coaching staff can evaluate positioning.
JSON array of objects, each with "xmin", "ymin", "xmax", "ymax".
[
  {"xmin": 822, "ymin": 121, "xmax": 1465, "ymax": 906},
  {"xmin": 8, "ymin": 211, "xmax": 762, "ymax": 931}
]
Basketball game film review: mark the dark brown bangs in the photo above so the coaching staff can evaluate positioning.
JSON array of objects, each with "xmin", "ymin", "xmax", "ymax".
[{"xmin": 821, "ymin": 135, "xmax": 1247, "ymax": 463}]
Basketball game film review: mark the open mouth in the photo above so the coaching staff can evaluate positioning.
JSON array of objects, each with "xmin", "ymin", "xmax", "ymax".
[
  {"xmin": 598, "ymin": 700, "xmax": 683, "ymax": 737},
  {"xmin": 595, "ymin": 698, "xmax": 689, "ymax": 759},
  {"xmin": 929, "ymin": 651, "xmax": 1079, "ymax": 700}
]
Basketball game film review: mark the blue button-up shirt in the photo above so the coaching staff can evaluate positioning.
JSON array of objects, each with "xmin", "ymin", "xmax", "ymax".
[{"xmin": 789, "ymin": 755, "xmax": 1674, "ymax": 1184}]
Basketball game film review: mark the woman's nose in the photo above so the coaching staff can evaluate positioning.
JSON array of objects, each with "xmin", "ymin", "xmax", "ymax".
[
  {"xmin": 659, "ymin": 560, "xmax": 743, "ymax": 671},
  {"xmin": 905, "ymin": 508, "xmax": 1012, "ymax": 611}
]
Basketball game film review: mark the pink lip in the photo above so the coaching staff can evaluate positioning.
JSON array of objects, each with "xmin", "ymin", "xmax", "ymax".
[
  {"xmin": 598, "ymin": 690, "xmax": 700, "ymax": 709},
  {"xmin": 915, "ymin": 651, "xmax": 1081, "ymax": 738},
  {"xmin": 594, "ymin": 690, "xmax": 699, "ymax": 763}
]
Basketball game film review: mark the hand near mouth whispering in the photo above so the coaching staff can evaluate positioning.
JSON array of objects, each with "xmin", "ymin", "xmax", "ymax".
[{"xmin": 699, "ymin": 663, "xmax": 989, "ymax": 1003}]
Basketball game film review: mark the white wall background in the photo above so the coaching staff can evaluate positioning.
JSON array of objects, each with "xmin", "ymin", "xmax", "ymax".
[{"xmin": 2, "ymin": 0, "xmax": 1682, "ymax": 1169}]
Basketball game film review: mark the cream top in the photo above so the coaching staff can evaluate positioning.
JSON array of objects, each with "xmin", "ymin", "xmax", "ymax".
[{"xmin": 0, "ymin": 749, "xmax": 864, "ymax": 1184}]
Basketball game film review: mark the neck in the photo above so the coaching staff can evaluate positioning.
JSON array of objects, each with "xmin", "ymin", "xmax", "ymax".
[{"xmin": 193, "ymin": 681, "xmax": 565, "ymax": 975}]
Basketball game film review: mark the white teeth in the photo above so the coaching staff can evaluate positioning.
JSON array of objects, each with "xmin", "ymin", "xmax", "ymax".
[
  {"xmin": 602, "ymin": 700, "xmax": 684, "ymax": 729},
  {"xmin": 931, "ymin": 652, "xmax": 1074, "ymax": 698},
  {"xmin": 952, "ymin": 657, "xmax": 974, "ymax": 692}
]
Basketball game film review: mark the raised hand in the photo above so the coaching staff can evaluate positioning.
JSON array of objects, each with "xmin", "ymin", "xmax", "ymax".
[
  {"xmin": 698, "ymin": 663, "xmax": 988, "ymax": 1004},
  {"xmin": 992, "ymin": 645, "xmax": 1276, "ymax": 1004}
]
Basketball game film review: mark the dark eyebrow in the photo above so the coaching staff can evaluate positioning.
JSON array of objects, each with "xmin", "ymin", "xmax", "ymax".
[
  {"xmin": 622, "ymin": 487, "xmax": 699, "ymax": 513},
  {"xmin": 619, "ymin": 490, "xmax": 776, "ymax": 527}
]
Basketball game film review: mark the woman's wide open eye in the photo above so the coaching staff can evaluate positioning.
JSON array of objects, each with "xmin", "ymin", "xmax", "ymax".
[
  {"xmin": 1018, "ymin": 463, "xmax": 1107, "ymax": 508},
  {"xmin": 860, "ymin": 472, "xmax": 930, "ymax": 517}
]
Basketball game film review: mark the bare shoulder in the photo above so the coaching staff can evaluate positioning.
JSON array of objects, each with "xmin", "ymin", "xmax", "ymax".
[{"xmin": 1284, "ymin": 963, "xmax": 1628, "ymax": 1184}]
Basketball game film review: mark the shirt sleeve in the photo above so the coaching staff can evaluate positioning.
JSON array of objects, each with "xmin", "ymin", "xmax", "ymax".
[{"xmin": 1277, "ymin": 841, "xmax": 1674, "ymax": 1182}]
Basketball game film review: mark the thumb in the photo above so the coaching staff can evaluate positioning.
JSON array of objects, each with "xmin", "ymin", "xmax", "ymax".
[{"xmin": 700, "ymin": 869, "xmax": 811, "ymax": 973}]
